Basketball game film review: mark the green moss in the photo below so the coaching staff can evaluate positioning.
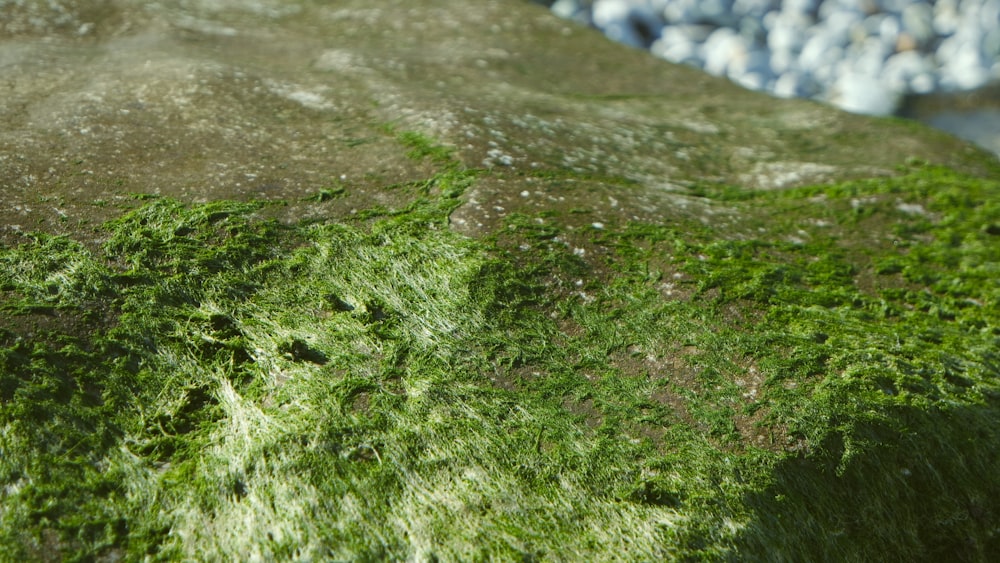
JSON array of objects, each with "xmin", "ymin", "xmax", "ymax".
[
  {"xmin": 1, "ymin": 147, "xmax": 998, "ymax": 561},
  {"xmin": 395, "ymin": 128, "xmax": 458, "ymax": 169}
]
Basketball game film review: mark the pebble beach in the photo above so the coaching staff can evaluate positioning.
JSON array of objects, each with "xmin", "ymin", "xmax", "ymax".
[{"xmin": 544, "ymin": 0, "xmax": 1000, "ymax": 118}]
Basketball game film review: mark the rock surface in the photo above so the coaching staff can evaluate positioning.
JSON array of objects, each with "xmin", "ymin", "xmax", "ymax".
[
  {"xmin": 2, "ymin": 1, "xmax": 999, "ymax": 561},
  {"xmin": 1, "ymin": 0, "xmax": 994, "ymax": 246}
]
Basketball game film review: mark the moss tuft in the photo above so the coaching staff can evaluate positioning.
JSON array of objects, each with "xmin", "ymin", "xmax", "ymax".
[{"xmin": 1, "ymin": 150, "xmax": 998, "ymax": 560}]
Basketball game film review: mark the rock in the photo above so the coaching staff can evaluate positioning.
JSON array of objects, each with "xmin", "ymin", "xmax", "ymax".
[
  {"xmin": 591, "ymin": 0, "xmax": 663, "ymax": 48},
  {"xmin": 938, "ymin": 34, "xmax": 992, "ymax": 90},
  {"xmin": 551, "ymin": 0, "xmax": 593, "ymax": 23},
  {"xmin": 5, "ymin": 0, "xmax": 989, "ymax": 247},
  {"xmin": 774, "ymin": 70, "xmax": 821, "ymax": 97},
  {"xmin": 732, "ymin": 0, "xmax": 775, "ymax": 19},
  {"xmin": 883, "ymin": 49, "xmax": 936, "ymax": 92},
  {"xmin": 932, "ymin": 0, "xmax": 961, "ymax": 35},
  {"xmin": 828, "ymin": 70, "xmax": 901, "ymax": 115},
  {"xmin": 2, "ymin": 1, "xmax": 999, "ymax": 561},
  {"xmin": 704, "ymin": 26, "xmax": 745, "ymax": 75},
  {"xmin": 900, "ymin": 2, "xmax": 935, "ymax": 45},
  {"xmin": 765, "ymin": 9, "xmax": 812, "ymax": 53},
  {"xmin": 799, "ymin": 31, "xmax": 847, "ymax": 76}
]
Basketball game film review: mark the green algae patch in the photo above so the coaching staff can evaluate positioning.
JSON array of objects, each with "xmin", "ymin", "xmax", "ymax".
[
  {"xmin": 573, "ymin": 163, "xmax": 1000, "ymax": 560},
  {"xmin": 2, "ymin": 162, "xmax": 1000, "ymax": 560},
  {"xmin": 1, "ymin": 195, "xmax": 681, "ymax": 561}
]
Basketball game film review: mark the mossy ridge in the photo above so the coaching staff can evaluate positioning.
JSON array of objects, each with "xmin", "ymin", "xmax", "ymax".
[
  {"xmin": 567, "ymin": 162, "xmax": 1000, "ymax": 559},
  {"xmin": 1, "ymin": 145, "xmax": 999, "ymax": 560},
  {"xmin": 0, "ymin": 195, "xmax": 683, "ymax": 559}
]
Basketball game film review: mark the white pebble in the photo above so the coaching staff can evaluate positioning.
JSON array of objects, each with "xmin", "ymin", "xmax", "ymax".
[{"xmin": 828, "ymin": 71, "xmax": 900, "ymax": 115}]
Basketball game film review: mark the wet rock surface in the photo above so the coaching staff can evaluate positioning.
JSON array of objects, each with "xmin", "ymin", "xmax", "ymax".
[
  {"xmin": 1, "ymin": 0, "xmax": 995, "ymax": 246},
  {"xmin": 3, "ymin": 2, "xmax": 1000, "ymax": 561}
]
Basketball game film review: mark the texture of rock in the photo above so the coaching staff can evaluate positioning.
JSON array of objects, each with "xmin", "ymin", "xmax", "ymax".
[
  {"xmin": 2, "ymin": 1, "xmax": 999, "ymax": 561},
  {"xmin": 1, "ymin": 0, "xmax": 994, "ymax": 245}
]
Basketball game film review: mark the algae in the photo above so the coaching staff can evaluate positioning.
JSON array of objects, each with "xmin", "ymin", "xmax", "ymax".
[{"xmin": 1, "ymin": 132, "xmax": 999, "ymax": 561}]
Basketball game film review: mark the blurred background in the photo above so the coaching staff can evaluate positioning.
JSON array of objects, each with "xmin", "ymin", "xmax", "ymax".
[{"xmin": 533, "ymin": 0, "xmax": 1000, "ymax": 158}]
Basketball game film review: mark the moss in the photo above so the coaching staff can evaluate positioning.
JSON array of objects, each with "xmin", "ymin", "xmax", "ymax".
[{"xmin": 1, "ymin": 139, "xmax": 998, "ymax": 562}]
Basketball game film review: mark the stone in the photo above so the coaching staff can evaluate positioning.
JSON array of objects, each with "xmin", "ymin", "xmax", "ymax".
[
  {"xmin": 882, "ymin": 49, "xmax": 935, "ymax": 92},
  {"xmin": 766, "ymin": 9, "xmax": 812, "ymax": 52},
  {"xmin": 828, "ymin": 70, "xmax": 901, "ymax": 115},
  {"xmin": 592, "ymin": 0, "xmax": 663, "ymax": 48},
  {"xmin": 732, "ymin": 0, "xmax": 775, "ymax": 19},
  {"xmin": 2, "ymin": 1, "xmax": 999, "ymax": 561},
  {"xmin": 650, "ymin": 22, "xmax": 713, "ymax": 65},
  {"xmin": 798, "ymin": 31, "xmax": 847, "ymax": 74},
  {"xmin": 704, "ymin": 26, "xmax": 746, "ymax": 75},
  {"xmin": 775, "ymin": 69, "xmax": 824, "ymax": 98},
  {"xmin": 900, "ymin": 2, "xmax": 935, "ymax": 45},
  {"xmin": 932, "ymin": 0, "xmax": 961, "ymax": 35},
  {"xmin": 937, "ymin": 35, "xmax": 992, "ymax": 90},
  {"xmin": 650, "ymin": 33, "xmax": 700, "ymax": 65}
]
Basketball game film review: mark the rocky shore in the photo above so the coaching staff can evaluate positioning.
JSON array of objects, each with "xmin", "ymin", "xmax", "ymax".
[{"xmin": 545, "ymin": 0, "xmax": 1000, "ymax": 117}]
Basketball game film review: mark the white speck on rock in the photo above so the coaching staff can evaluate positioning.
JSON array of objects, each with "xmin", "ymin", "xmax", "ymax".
[
  {"xmin": 739, "ymin": 161, "xmax": 837, "ymax": 190},
  {"xmin": 896, "ymin": 202, "xmax": 926, "ymax": 215}
]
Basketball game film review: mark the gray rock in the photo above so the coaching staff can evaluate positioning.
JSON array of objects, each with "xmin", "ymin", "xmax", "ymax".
[
  {"xmin": 784, "ymin": 0, "xmax": 822, "ymax": 14},
  {"xmin": 900, "ymin": 3, "xmax": 935, "ymax": 45},
  {"xmin": 932, "ymin": 0, "xmax": 961, "ymax": 35},
  {"xmin": 766, "ymin": 9, "xmax": 813, "ymax": 53},
  {"xmin": 770, "ymin": 45, "xmax": 797, "ymax": 75},
  {"xmin": 882, "ymin": 49, "xmax": 936, "ymax": 92},
  {"xmin": 704, "ymin": 26, "xmax": 746, "ymax": 75},
  {"xmin": 551, "ymin": 0, "xmax": 593, "ymax": 23},
  {"xmin": 937, "ymin": 34, "xmax": 992, "ymax": 90},
  {"xmin": 799, "ymin": 31, "xmax": 847, "ymax": 74},
  {"xmin": 774, "ymin": 70, "xmax": 822, "ymax": 97},
  {"xmin": 573, "ymin": 0, "xmax": 1000, "ymax": 118},
  {"xmin": 650, "ymin": 33, "xmax": 701, "ymax": 65},
  {"xmin": 592, "ymin": 0, "xmax": 663, "ymax": 48},
  {"xmin": 732, "ymin": 0, "xmax": 777, "ymax": 18},
  {"xmin": 3, "ymin": 2, "xmax": 1000, "ymax": 561},
  {"xmin": 828, "ymin": 70, "xmax": 901, "ymax": 114},
  {"xmin": 0, "ymin": 0, "xmax": 992, "ymax": 247}
]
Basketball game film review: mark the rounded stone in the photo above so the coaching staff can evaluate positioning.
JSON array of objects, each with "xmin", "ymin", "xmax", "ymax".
[
  {"xmin": 799, "ymin": 31, "xmax": 846, "ymax": 72},
  {"xmin": 883, "ymin": 50, "xmax": 934, "ymax": 92},
  {"xmin": 773, "ymin": 71, "xmax": 821, "ymax": 98},
  {"xmin": 733, "ymin": 71, "xmax": 770, "ymax": 90},
  {"xmin": 938, "ymin": 40, "xmax": 991, "ymax": 90},
  {"xmin": 932, "ymin": 0, "xmax": 960, "ymax": 36},
  {"xmin": 731, "ymin": 0, "xmax": 775, "ymax": 19},
  {"xmin": 651, "ymin": 35, "xmax": 701, "ymax": 66},
  {"xmin": 909, "ymin": 72, "xmax": 937, "ymax": 94},
  {"xmin": 704, "ymin": 27, "xmax": 745, "ymax": 75},
  {"xmin": 592, "ymin": 0, "xmax": 664, "ymax": 48},
  {"xmin": 695, "ymin": 0, "xmax": 736, "ymax": 24},
  {"xmin": 900, "ymin": 3, "xmax": 935, "ymax": 45},
  {"xmin": 828, "ymin": 71, "xmax": 900, "ymax": 115},
  {"xmin": 728, "ymin": 46, "xmax": 773, "ymax": 80},
  {"xmin": 770, "ymin": 47, "xmax": 797, "ymax": 75},
  {"xmin": 783, "ymin": 0, "xmax": 821, "ymax": 14},
  {"xmin": 767, "ymin": 10, "xmax": 813, "ymax": 53}
]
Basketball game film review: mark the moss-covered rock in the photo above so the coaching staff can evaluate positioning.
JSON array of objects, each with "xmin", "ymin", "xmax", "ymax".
[{"xmin": 1, "ymin": 1, "xmax": 998, "ymax": 561}]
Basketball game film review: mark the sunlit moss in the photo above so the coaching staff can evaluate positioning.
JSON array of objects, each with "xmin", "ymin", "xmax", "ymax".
[{"xmin": 1, "ymin": 142, "xmax": 998, "ymax": 561}]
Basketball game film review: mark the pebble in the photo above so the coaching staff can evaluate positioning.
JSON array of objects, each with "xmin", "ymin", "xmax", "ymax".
[{"xmin": 550, "ymin": 0, "xmax": 1000, "ymax": 116}]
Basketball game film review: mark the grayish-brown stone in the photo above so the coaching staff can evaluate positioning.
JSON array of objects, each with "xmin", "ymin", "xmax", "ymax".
[{"xmin": 1, "ymin": 0, "xmax": 995, "ymax": 244}]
